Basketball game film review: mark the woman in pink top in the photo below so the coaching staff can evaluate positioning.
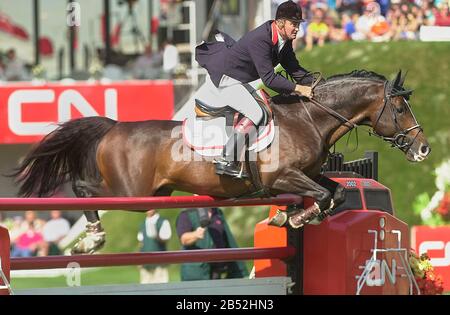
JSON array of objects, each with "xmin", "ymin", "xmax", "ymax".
[{"xmin": 11, "ymin": 222, "xmax": 44, "ymax": 257}]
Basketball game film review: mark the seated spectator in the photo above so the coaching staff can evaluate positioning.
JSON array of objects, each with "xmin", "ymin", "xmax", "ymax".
[
  {"xmin": 11, "ymin": 221, "xmax": 45, "ymax": 257},
  {"xmin": 161, "ymin": 40, "xmax": 180, "ymax": 79},
  {"xmin": 42, "ymin": 210, "xmax": 71, "ymax": 255},
  {"xmin": 337, "ymin": 0, "xmax": 362, "ymax": 15},
  {"xmin": 4, "ymin": 48, "xmax": 27, "ymax": 81},
  {"xmin": 132, "ymin": 44, "xmax": 162, "ymax": 80},
  {"xmin": 8, "ymin": 216, "xmax": 25, "ymax": 245},
  {"xmin": 326, "ymin": 15, "xmax": 348, "ymax": 42},
  {"xmin": 306, "ymin": 8, "xmax": 330, "ymax": 50},
  {"xmin": 421, "ymin": 1, "xmax": 436, "ymax": 25},
  {"xmin": 352, "ymin": 2, "xmax": 390, "ymax": 41},
  {"xmin": 392, "ymin": 13, "xmax": 416, "ymax": 40},
  {"xmin": 435, "ymin": 2, "xmax": 450, "ymax": 26},
  {"xmin": 0, "ymin": 58, "xmax": 6, "ymax": 81},
  {"xmin": 341, "ymin": 13, "xmax": 357, "ymax": 39}
]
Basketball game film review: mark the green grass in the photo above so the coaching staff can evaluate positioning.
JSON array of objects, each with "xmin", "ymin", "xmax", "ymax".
[{"xmin": 11, "ymin": 41, "xmax": 450, "ymax": 290}]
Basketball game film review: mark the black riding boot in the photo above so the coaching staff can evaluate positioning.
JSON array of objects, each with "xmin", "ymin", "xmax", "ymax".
[{"xmin": 214, "ymin": 117, "xmax": 256, "ymax": 178}]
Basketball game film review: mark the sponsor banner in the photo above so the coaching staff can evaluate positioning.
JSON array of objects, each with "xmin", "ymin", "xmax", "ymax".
[
  {"xmin": 0, "ymin": 81, "xmax": 174, "ymax": 143},
  {"xmin": 411, "ymin": 225, "xmax": 450, "ymax": 291}
]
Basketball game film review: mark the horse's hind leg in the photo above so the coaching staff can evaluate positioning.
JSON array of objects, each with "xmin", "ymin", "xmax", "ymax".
[
  {"xmin": 71, "ymin": 181, "xmax": 106, "ymax": 255},
  {"xmin": 269, "ymin": 167, "xmax": 332, "ymax": 229}
]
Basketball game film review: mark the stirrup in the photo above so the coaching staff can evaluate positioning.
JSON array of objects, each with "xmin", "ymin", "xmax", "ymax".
[{"xmin": 214, "ymin": 159, "xmax": 248, "ymax": 179}]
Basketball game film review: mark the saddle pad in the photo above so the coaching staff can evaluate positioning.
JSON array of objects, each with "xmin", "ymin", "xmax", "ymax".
[{"xmin": 182, "ymin": 116, "xmax": 275, "ymax": 157}]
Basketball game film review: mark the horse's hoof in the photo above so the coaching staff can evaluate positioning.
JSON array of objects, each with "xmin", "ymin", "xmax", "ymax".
[
  {"xmin": 71, "ymin": 232, "xmax": 106, "ymax": 255},
  {"xmin": 288, "ymin": 203, "xmax": 321, "ymax": 229},
  {"xmin": 268, "ymin": 209, "xmax": 288, "ymax": 227},
  {"xmin": 71, "ymin": 221, "xmax": 106, "ymax": 255}
]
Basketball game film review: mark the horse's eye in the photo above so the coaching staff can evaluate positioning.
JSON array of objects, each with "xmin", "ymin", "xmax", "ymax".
[{"xmin": 396, "ymin": 106, "xmax": 405, "ymax": 114}]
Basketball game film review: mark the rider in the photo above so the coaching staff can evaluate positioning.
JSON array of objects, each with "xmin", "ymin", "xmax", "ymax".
[{"xmin": 195, "ymin": 0, "xmax": 314, "ymax": 178}]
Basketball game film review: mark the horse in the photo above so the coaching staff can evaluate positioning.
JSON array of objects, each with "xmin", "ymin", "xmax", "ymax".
[{"xmin": 10, "ymin": 70, "xmax": 431, "ymax": 254}]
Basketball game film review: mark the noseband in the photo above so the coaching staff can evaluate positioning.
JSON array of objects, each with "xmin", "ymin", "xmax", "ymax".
[{"xmin": 370, "ymin": 81, "xmax": 422, "ymax": 152}]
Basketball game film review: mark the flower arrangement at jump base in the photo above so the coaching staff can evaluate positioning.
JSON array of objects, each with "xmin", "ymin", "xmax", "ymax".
[
  {"xmin": 409, "ymin": 251, "xmax": 444, "ymax": 295},
  {"xmin": 413, "ymin": 158, "xmax": 450, "ymax": 225}
]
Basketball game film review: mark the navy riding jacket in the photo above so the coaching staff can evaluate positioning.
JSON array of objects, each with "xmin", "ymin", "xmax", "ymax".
[{"xmin": 195, "ymin": 20, "xmax": 313, "ymax": 94}]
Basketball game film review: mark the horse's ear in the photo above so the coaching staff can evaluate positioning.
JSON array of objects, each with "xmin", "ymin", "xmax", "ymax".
[
  {"xmin": 393, "ymin": 70, "xmax": 402, "ymax": 88},
  {"xmin": 399, "ymin": 70, "xmax": 408, "ymax": 88}
]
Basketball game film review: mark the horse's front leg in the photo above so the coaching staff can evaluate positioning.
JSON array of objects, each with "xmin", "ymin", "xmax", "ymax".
[
  {"xmin": 269, "ymin": 167, "xmax": 332, "ymax": 229},
  {"xmin": 314, "ymin": 175, "xmax": 346, "ymax": 221}
]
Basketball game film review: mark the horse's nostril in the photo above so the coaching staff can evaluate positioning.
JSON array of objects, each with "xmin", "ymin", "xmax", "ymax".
[{"xmin": 421, "ymin": 145, "xmax": 430, "ymax": 155}]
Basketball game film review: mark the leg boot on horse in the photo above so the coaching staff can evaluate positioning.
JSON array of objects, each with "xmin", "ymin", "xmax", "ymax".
[
  {"xmin": 71, "ymin": 210, "xmax": 106, "ymax": 255},
  {"xmin": 71, "ymin": 183, "xmax": 106, "ymax": 255}
]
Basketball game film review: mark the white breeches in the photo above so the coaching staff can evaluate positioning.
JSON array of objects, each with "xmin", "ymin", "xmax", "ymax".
[{"xmin": 194, "ymin": 74, "xmax": 264, "ymax": 125}]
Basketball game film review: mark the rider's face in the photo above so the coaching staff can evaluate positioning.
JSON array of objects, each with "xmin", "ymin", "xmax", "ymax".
[{"xmin": 279, "ymin": 19, "xmax": 300, "ymax": 41}]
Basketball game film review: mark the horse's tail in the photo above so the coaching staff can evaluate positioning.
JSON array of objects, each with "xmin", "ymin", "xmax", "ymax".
[{"xmin": 9, "ymin": 117, "xmax": 117, "ymax": 197}]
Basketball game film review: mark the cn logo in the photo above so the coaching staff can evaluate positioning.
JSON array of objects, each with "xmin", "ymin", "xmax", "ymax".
[
  {"xmin": 419, "ymin": 241, "xmax": 450, "ymax": 267},
  {"xmin": 8, "ymin": 89, "xmax": 118, "ymax": 136},
  {"xmin": 365, "ymin": 259, "xmax": 397, "ymax": 287}
]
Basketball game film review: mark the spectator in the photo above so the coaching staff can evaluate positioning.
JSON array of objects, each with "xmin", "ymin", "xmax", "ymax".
[
  {"xmin": 352, "ymin": 2, "xmax": 390, "ymax": 41},
  {"xmin": 305, "ymin": 8, "xmax": 330, "ymax": 50},
  {"xmin": 4, "ymin": 48, "xmax": 27, "ymax": 81},
  {"xmin": 0, "ymin": 58, "xmax": 6, "ymax": 81},
  {"xmin": 137, "ymin": 209, "xmax": 172, "ymax": 284},
  {"xmin": 342, "ymin": 13, "xmax": 357, "ymax": 39},
  {"xmin": 132, "ymin": 44, "xmax": 161, "ymax": 79},
  {"xmin": 8, "ymin": 216, "xmax": 25, "ymax": 244},
  {"xmin": 176, "ymin": 207, "xmax": 248, "ymax": 281},
  {"xmin": 421, "ymin": 1, "xmax": 436, "ymax": 25},
  {"xmin": 11, "ymin": 221, "xmax": 45, "ymax": 257},
  {"xmin": 42, "ymin": 210, "xmax": 71, "ymax": 255},
  {"xmin": 161, "ymin": 40, "xmax": 180, "ymax": 79},
  {"xmin": 435, "ymin": 2, "xmax": 450, "ymax": 26}
]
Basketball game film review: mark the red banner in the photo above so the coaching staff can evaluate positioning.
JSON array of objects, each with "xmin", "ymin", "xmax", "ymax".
[
  {"xmin": 0, "ymin": 81, "xmax": 174, "ymax": 144},
  {"xmin": 411, "ymin": 225, "xmax": 450, "ymax": 291}
]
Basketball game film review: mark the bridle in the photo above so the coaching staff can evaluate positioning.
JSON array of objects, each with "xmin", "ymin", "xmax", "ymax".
[
  {"xmin": 369, "ymin": 81, "xmax": 422, "ymax": 152},
  {"xmin": 302, "ymin": 73, "xmax": 422, "ymax": 153}
]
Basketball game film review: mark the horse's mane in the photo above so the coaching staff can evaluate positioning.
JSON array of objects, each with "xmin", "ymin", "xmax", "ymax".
[
  {"xmin": 271, "ymin": 69, "xmax": 389, "ymax": 105},
  {"xmin": 325, "ymin": 69, "xmax": 387, "ymax": 82}
]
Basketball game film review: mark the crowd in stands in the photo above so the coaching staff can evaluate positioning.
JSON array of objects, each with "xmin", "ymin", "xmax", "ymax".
[
  {"xmin": 0, "ymin": 210, "xmax": 71, "ymax": 257},
  {"xmin": 280, "ymin": 0, "xmax": 450, "ymax": 49},
  {"xmin": 0, "ymin": 40, "xmax": 181, "ymax": 82}
]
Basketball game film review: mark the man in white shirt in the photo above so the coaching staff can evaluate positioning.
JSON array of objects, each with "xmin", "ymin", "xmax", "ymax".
[
  {"xmin": 5, "ymin": 49, "xmax": 27, "ymax": 81},
  {"xmin": 162, "ymin": 40, "xmax": 180, "ymax": 78},
  {"xmin": 137, "ymin": 209, "xmax": 172, "ymax": 283},
  {"xmin": 42, "ymin": 210, "xmax": 71, "ymax": 255}
]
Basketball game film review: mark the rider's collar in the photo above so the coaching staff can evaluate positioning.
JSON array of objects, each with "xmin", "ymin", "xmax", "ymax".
[
  {"xmin": 271, "ymin": 21, "xmax": 278, "ymax": 45},
  {"xmin": 271, "ymin": 21, "xmax": 286, "ymax": 52}
]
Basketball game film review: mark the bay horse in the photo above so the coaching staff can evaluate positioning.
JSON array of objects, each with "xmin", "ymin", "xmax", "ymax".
[{"xmin": 11, "ymin": 70, "xmax": 430, "ymax": 254}]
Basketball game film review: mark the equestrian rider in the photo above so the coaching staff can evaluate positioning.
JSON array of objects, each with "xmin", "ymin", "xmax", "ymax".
[{"xmin": 195, "ymin": 0, "xmax": 314, "ymax": 178}]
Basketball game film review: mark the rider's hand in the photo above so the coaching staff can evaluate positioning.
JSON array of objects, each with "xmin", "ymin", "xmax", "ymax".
[
  {"xmin": 295, "ymin": 85, "xmax": 313, "ymax": 99},
  {"xmin": 195, "ymin": 227, "xmax": 206, "ymax": 240}
]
